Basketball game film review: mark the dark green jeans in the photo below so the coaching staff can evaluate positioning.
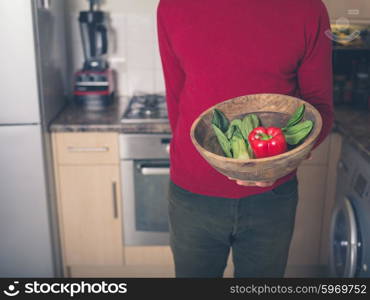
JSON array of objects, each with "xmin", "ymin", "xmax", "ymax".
[{"xmin": 167, "ymin": 176, "xmax": 299, "ymax": 278}]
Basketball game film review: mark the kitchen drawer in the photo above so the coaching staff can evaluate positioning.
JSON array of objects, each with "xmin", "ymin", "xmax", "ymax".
[{"xmin": 54, "ymin": 132, "xmax": 119, "ymax": 165}]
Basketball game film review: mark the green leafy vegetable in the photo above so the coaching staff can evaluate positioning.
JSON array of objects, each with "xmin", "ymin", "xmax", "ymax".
[
  {"xmin": 241, "ymin": 114, "xmax": 260, "ymax": 141},
  {"xmin": 282, "ymin": 104, "xmax": 305, "ymax": 131},
  {"xmin": 284, "ymin": 120, "xmax": 313, "ymax": 145},
  {"xmin": 226, "ymin": 119, "xmax": 242, "ymax": 139},
  {"xmin": 212, "ymin": 124, "xmax": 232, "ymax": 158},
  {"xmin": 212, "ymin": 109, "xmax": 229, "ymax": 133},
  {"xmin": 230, "ymin": 127, "xmax": 250, "ymax": 159}
]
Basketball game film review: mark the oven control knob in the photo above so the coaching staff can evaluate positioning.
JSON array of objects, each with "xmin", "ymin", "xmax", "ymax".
[{"xmin": 166, "ymin": 144, "xmax": 170, "ymax": 154}]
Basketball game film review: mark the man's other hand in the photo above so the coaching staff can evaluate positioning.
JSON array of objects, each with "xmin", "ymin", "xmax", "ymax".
[{"xmin": 228, "ymin": 152, "xmax": 312, "ymax": 186}]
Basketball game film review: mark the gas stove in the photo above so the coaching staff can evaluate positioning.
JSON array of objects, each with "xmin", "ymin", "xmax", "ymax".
[{"xmin": 121, "ymin": 94, "xmax": 168, "ymax": 123}]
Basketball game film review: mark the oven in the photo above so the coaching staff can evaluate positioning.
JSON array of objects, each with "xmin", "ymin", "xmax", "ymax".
[{"xmin": 119, "ymin": 133, "xmax": 171, "ymax": 246}]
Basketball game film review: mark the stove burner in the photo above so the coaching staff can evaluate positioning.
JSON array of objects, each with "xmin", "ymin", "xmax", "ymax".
[{"xmin": 121, "ymin": 94, "xmax": 168, "ymax": 123}]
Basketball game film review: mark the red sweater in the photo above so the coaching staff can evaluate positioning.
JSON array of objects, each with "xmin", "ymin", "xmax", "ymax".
[{"xmin": 157, "ymin": 0, "xmax": 334, "ymax": 199}]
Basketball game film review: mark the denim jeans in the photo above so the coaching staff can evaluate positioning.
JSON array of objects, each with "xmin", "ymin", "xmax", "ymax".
[{"xmin": 167, "ymin": 176, "xmax": 299, "ymax": 278}]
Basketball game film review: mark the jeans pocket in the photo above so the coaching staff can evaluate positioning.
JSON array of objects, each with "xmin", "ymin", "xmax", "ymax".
[{"xmin": 270, "ymin": 176, "xmax": 298, "ymax": 198}]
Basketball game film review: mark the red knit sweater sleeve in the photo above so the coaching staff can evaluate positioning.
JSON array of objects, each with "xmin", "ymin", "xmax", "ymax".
[
  {"xmin": 157, "ymin": 3, "xmax": 185, "ymax": 133},
  {"xmin": 297, "ymin": 0, "xmax": 334, "ymax": 149}
]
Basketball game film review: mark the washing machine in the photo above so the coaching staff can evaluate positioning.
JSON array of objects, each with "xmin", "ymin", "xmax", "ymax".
[{"xmin": 329, "ymin": 142, "xmax": 370, "ymax": 277}]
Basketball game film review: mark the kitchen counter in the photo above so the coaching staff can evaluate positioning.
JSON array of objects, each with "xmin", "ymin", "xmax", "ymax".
[
  {"xmin": 50, "ymin": 99, "xmax": 370, "ymax": 159},
  {"xmin": 333, "ymin": 105, "xmax": 370, "ymax": 162},
  {"xmin": 49, "ymin": 97, "xmax": 171, "ymax": 134}
]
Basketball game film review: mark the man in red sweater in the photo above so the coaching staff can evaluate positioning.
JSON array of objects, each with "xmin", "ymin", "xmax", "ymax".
[{"xmin": 157, "ymin": 0, "xmax": 333, "ymax": 277}]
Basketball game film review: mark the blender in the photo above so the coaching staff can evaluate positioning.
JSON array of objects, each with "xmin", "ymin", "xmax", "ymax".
[{"xmin": 73, "ymin": 0, "xmax": 115, "ymax": 109}]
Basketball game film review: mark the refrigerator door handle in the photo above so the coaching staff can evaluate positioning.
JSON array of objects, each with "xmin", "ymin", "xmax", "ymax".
[{"xmin": 38, "ymin": 0, "xmax": 51, "ymax": 10}]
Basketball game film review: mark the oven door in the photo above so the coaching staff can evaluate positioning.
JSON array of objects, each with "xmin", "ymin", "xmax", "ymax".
[{"xmin": 121, "ymin": 159, "xmax": 170, "ymax": 246}]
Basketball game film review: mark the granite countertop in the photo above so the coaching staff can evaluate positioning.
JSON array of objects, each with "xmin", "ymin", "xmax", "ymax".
[
  {"xmin": 333, "ymin": 105, "xmax": 370, "ymax": 161},
  {"xmin": 49, "ymin": 97, "xmax": 171, "ymax": 134},
  {"xmin": 49, "ymin": 98, "xmax": 370, "ymax": 159}
]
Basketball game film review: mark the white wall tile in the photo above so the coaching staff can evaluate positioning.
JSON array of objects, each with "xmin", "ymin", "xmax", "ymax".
[
  {"xmin": 65, "ymin": 4, "xmax": 163, "ymax": 97},
  {"xmin": 108, "ymin": 14, "xmax": 128, "ymax": 96},
  {"xmin": 127, "ymin": 68, "xmax": 155, "ymax": 95},
  {"xmin": 154, "ymin": 70, "xmax": 165, "ymax": 93},
  {"xmin": 127, "ymin": 40, "xmax": 155, "ymax": 69},
  {"xmin": 113, "ymin": 69, "xmax": 129, "ymax": 96},
  {"xmin": 67, "ymin": 14, "xmax": 84, "ymax": 72},
  {"xmin": 126, "ymin": 13, "xmax": 156, "ymax": 42},
  {"xmin": 153, "ymin": 41, "xmax": 162, "ymax": 70},
  {"xmin": 153, "ymin": 13, "xmax": 159, "ymax": 41},
  {"xmin": 108, "ymin": 14, "xmax": 127, "ymax": 57}
]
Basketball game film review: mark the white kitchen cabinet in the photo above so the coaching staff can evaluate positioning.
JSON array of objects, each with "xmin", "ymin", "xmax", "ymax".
[
  {"xmin": 52, "ymin": 132, "xmax": 124, "ymax": 275},
  {"xmin": 286, "ymin": 134, "xmax": 336, "ymax": 277}
]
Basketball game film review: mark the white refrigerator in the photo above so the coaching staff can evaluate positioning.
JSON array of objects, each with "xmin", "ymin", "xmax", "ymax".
[{"xmin": 0, "ymin": 0, "xmax": 68, "ymax": 277}]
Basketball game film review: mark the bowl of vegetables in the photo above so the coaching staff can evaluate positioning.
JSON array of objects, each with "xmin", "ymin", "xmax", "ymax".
[{"xmin": 190, "ymin": 93, "xmax": 323, "ymax": 183}]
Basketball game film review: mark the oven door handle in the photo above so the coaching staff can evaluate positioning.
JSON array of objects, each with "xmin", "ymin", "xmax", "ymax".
[{"xmin": 140, "ymin": 166, "xmax": 170, "ymax": 176}]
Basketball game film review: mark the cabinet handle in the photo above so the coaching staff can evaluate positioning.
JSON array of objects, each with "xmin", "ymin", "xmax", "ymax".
[
  {"xmin": 67, "ymin": 147, "xmax": 109, "ymax": 152},
  {"xmin": 112, "ymin": 182, "xmax": 118, "ymax": 219}
]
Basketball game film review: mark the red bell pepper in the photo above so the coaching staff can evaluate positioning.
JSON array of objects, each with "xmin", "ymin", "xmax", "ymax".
[{"xmin": 248, "ymin": 127, "xmax": 287, "ymax": 158}]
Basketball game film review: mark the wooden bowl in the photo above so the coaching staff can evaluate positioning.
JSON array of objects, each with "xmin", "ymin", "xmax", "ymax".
[{"xmin": 190, "ymin": 93, "xmax": 323, "ymax": 182}]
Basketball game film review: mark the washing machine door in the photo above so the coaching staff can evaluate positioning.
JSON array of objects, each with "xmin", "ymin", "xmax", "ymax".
[{"xmin": 329, "ymin": 197, "xmax": 359, "ymax": 277}]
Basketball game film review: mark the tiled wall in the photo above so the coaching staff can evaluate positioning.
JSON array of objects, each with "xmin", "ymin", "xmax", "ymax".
[{"xmin": 65, "ymin": 0, "xmax": 164, "ymax": 96}]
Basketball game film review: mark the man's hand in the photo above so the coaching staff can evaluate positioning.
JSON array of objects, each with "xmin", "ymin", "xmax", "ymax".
[
  {"xmin": 227, "ymin": 175, "xmax": 275, "ymax": 187},
  {"xmin": 227, "ymin": 179, "xmax": 275, "ymax": 187},
  {"xmin": 228, "ymin": 152, "xmax": 312, "ymax": 186}
]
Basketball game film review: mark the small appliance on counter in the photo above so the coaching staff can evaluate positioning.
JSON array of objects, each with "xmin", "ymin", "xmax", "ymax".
[{"xmin": 73, "ymin": 0, "xmax": 115, "ymax": 110}]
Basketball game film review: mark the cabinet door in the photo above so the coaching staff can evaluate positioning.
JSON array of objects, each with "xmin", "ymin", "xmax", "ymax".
[
  {"xmin": 58, "ymin": 165, "xmax": 123, "ymax": 266},
  {"xmin": 287, "ymin": 165, "xmax": 328, "ymax": 267},
  {"xmin": 0, "ymin": 0, "xmax": 40, "ymax": 123},
  {"xmin": 319, "ymin": 133, "xmax": 342, "ymax": 266}
]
